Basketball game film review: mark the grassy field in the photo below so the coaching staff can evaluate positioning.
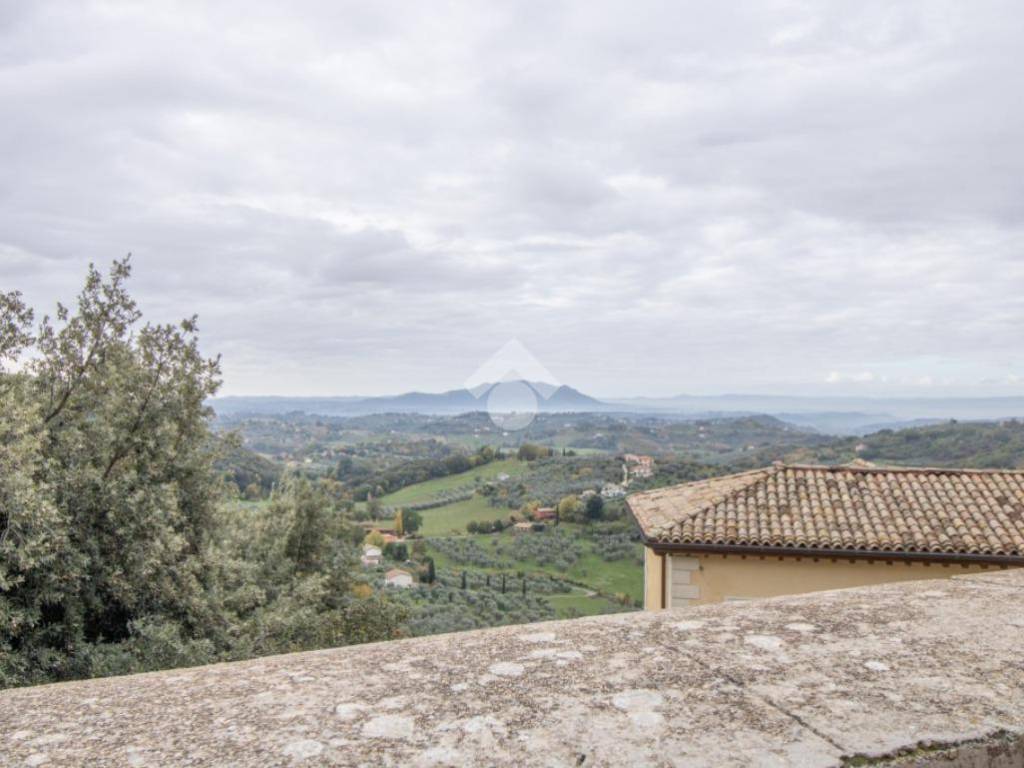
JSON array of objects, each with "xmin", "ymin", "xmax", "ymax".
[
  {"xmin": 562, "ymin": 549, "xmax": 642, "ymax": 603},
  {"xmin": 417, "ymin": 495, "xmax": 508, "ymax": 536},
  {"xmin": 377, "ymin": 458, "xmax": 527, "ymax": 507},
  {"xmin": 546, "ymin": 590, "xmax": 625, "ymax": 618}
]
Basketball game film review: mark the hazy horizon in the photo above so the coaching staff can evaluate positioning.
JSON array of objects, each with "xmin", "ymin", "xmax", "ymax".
[
  {"xmin": 212, "ymin": 385, "xmax": 1024, "ymax": 403},
  {"xmin": 4, "ymin": 2, "xmax": 1024, "ymax": 399}
]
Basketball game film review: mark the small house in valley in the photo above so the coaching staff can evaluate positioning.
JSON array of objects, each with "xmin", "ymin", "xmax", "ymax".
[
  {"xmin": 628, "ymin": 462, "xmax": 1024, "ymax": 611},
  {"xmin": 384, "ymin": 568, "xmax": 414, "ymax": 588},
  {"xmin": 623, "ymin": 454, "xmax": 655, "ymax": 480},
  {"xmin": 601, "ymin": 483, "xmax": 625, "ymax": 499},
  {"xmin": 361, "ymin": 545, "xmax": 382, "ymax": 567},
  {"xmin": 534, "ymin": 507, "xmax": 557, "ymax": 521}
]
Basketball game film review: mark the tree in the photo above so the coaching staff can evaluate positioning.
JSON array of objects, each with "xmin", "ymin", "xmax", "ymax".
[
  {"xmin": 585, "ymin": 494, "xmax": 605, "ymax": 521},
  {"xmin": 393, "ymin": 509, "xmax": 404, "ymax": 536},
  {"xmin": 0, "ymin": 261, "xmax": 407, "ymax": 687},
  {"xmin": 1, "ymin": 259, "xmax": 223, "ymax": 685},
  {"xmin": 557, "ymin": 494, "xmax": 585, "ymax": 523},
  {"xmin": 1, "ymin": 292, "xmax": 71, "ymax": 687},
  {"xmin": 219, "ymin": 475, "xmax": 406, "ymax": 657},
  {"xmin": 351, "ymin": 583, "xmax": 373, "ymax": 599},
  {"xmin": 366, "ymin": 498, "xmax": 382, "ymax": 519},
  {"xmin": 333, "ymin": 455, "xmax": 355, "ymax": 479},
  {"xmin": 519, "ymin": 500, "xmax": 539, "ymax": 519},
  {"xmin": 425, "ymin": 557, "xmax": 436, "ymax": 584},
  {"xmin": 279, "ymin": 476, "xmax": 345, "ymax": 572},
  {"xmin": 350, "ymin": 504, "xmax": 373, "ymax": 522},
  {"xmin": 364, "ymin": 530, "xmax": 386, "ymax": 548},
  {"xmin": 517, "ymin": 443, "xmax": 550, "ymax": 461},
  {"xmin": 401, "ymin": 509, "xmax": 422, "ymax": 536},
  {"xmin": 444, "ymin": 454, "xmax": 471, "ymax": 474},
  {"xmin": 557, "ymin": 495, "xmax": 579, "ymax": 519}
]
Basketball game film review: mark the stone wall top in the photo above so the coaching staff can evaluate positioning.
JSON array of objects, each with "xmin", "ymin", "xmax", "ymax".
[{"xmin": 2, "ymin": 570, "xmax": 1023, "ymax": 767}]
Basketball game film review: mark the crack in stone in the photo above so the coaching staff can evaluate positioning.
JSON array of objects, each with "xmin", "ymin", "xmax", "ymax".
[
  {"xmin": 659, "ymin": 630, "xmax": 1024, "ymax": 767},
  {"xmin": 656, "ymin": 637, "xmax": 849, "ymax": 754}
]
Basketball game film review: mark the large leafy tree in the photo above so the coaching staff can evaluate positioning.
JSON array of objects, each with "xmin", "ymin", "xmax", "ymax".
[
  {"xmin": 1, "ymin": 258, "xmax": 223, "ymax": 684},
  {"xmin": 219, "ymin": 474, "xmax": 404, "ymax": 656},
  {"xmin": 2, "ymin": 260, "xmax": 406, "ymax": 687}
]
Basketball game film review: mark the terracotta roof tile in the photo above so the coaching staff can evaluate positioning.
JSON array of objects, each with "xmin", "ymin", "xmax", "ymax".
[{"xmin": 627, "ymin": 463, "xmax": 1024, "ymax": 558}]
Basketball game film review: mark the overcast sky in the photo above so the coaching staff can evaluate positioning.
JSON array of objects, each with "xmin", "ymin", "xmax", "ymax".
[{"xmin": 3, "ymin": 1, "xmax": 1023, "ymax": 398}]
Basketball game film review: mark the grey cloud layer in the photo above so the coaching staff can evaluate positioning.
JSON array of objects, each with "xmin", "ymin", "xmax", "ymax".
[{"xmin": 1, "ymin": 0, "xmax": 1022, "ymax": 396}]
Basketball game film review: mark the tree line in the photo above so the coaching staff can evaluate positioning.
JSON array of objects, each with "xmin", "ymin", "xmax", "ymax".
[{"xmin": 337, "ymin": 445, "xmax": 502, "ymax": 501}]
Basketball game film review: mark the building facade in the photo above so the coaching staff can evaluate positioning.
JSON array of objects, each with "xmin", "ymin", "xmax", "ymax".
[{"xmin": 629, "ymin": 463, "xmax": 1024, "ymax": 610}]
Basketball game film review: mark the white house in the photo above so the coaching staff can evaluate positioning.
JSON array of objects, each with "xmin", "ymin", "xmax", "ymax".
[
  {"xmin": 361, "ymin": 545, "xmax": 382, "ymax": 568},
  {"xmin": 385, "ymin": 568, "xmax": 414, "ymax": 588},
  {"xmin": 601, "ymin": 483, "xmax": 626, "ymax": 499}
]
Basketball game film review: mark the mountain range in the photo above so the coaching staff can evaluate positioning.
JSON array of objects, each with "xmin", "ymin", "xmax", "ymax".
[
  {"xmin": 212, "ymin": 383, "xmax": 1024, "ymax": 435},
  {"xmin": 213, "ymin": 381, "xmax": 607, "ymax": 418}
]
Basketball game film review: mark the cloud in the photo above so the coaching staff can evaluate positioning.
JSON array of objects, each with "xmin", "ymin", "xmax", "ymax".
[
  {"xmin": 825, "ymin": 371, "xmax": 878, "ymax": 384},
  {"xmin": 2, "ymin": 0, "xmax": 1023, "ymax": 396}
]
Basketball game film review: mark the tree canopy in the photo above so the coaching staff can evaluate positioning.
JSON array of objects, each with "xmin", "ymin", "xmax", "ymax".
[{"xmin": 0, "ymin": 259, "xmax": 404, "ymax": 687}]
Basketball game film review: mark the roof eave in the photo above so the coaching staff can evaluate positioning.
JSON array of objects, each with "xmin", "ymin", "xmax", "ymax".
[{"xmin": 644, "ymin": 538, "xmax": 1024, "ymax": 567}]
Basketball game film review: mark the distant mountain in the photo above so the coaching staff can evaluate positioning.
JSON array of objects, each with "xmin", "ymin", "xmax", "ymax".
[
  {"xmin": 212, "ymin": 387, "xmax": 1024, "ymax": 433},
  {"xmin": 531, "ymin": 383, "xmax": 607, "ymax": 411},
  {"xmin": 212, "ymin": 381, "xmax": 613, "ymax": 418},
  {"xmin": 769, "ymin": 412, "xmax": 950, "ymax": 436},
  {"xmin": 608, "ymin": 394, "xmax": 1024, "ymax": 435}
]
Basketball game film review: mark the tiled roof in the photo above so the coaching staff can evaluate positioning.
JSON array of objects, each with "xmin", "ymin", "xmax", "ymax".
[{"xmin": 627, "ymin": 463, "xmax": 1024, "ymax": 558}]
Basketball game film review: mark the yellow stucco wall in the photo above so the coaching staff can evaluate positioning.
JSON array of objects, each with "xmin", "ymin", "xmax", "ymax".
[
  {"xmin": 644, "ymin": 547, "xmax": 664, "ymax": 610},
  {"xmin": 644, "ymin": 548, "xmax": 1017, "ymax": 610}
]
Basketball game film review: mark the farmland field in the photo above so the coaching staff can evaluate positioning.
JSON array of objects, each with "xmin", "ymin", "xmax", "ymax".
[
  {"xmin": 546, "ymin": 590, "xmax": 624, "ymax": 618},
  {"xmin": 377, "ymin": 457, "xmax": 527, "ymax": 507},
  {"xmin": 417, "ymin": 495, "xmax": 509, "ymax": 536},
  {"xmin": 425, "ymin": 523, "xmax": 643, "ymax": 604}
]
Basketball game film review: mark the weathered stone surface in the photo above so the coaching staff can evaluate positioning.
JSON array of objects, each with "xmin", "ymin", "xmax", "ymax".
[{"xmin": 2, "ymin": 571, "xmax": 1022, "ymax": 767}]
